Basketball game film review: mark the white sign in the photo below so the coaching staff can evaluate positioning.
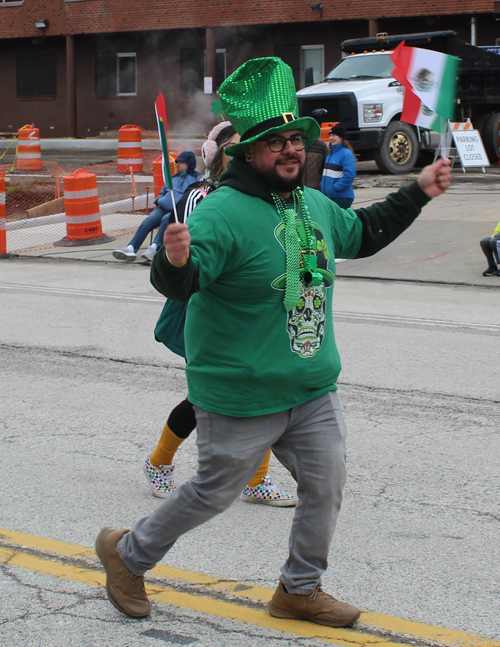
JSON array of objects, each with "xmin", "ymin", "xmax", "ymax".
[
  {"xmin": 451, "ymin": 130, "xmax": 489, "ymax": 167},
  {"xmin": 204, "ymin": 77, "xmax": 213, "ymax": 94}
]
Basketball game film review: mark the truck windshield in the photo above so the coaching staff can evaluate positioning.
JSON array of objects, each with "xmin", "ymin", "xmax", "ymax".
[{"xmin": 325, "ymin": 53, "xmax": 394, "ymax": 80}]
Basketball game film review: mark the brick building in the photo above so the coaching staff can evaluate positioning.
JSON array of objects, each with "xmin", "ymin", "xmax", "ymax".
[{"xmin": 0, "ymin": 0, "xmax": 498, "ymax": 137}]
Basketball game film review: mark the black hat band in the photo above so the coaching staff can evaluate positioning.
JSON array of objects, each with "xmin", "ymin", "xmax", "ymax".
[{"xmin": 241, "ymin": 112, "xmax": 297, "ymax": 141}]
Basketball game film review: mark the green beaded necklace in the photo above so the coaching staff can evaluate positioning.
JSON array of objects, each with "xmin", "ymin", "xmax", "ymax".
[{"xmin": 271, "ymin": 188, "xmax": 323, "ymax": 311}]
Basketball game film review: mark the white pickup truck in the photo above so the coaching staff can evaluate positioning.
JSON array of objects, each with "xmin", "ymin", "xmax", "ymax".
[{"xmin": 297, "ymin": 31, "xmax": 500, "ymax": 174}]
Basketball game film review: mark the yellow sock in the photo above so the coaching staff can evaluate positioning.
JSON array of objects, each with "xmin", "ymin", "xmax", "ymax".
[
  {"xmin": 150, "ymin": 421, "xmax": 184, "ymax": 467},
  {"xmin": 247, "ymin": 449, "xmax": 271, "ymax": 488}
]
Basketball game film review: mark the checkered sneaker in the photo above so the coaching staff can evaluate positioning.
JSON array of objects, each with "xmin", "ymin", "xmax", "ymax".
[
  {"xmin": 241, "ymin": 475, "xmax": 298, "ymax": 507},
  {"xmin": 143, "ymin": 457, "xmax": 176, "ymax": 498}
]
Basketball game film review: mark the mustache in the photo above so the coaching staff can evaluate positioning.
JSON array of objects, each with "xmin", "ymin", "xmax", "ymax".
[{"xmin": 277, "ymin": 153, "xmax": 301, "ymax": 162}]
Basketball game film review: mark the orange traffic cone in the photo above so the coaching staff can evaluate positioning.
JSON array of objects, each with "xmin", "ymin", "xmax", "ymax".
[
  {"xmin": 17, "ymin": 125, "xmax": 42, "ymax": 170},
  {"xmin": 117, "ymin": 125, "xmax": 143, "ymax": 173},
  {"xmin": 320, "ymin": 122, "xmax": 338, "ymax": 143},
  {"xmin": 153, "ymin": 153, "xmax": 178, "ymax": 198},
  {"xmin": 53, "ymin": 169, "xmax": 115, "ymax": 246}
]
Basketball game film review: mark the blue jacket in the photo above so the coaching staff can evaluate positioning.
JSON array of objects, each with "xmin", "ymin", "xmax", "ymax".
[
  {"xmin": 320, "ymin": 142, "xmax": 356, "ymax": 200},
  {"xmin": 155, "ymin": 151, "xmax": 201, "ymax": 212}
]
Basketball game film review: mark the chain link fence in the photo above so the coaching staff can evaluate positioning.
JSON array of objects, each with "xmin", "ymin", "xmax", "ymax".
[{"xmin": 2, "ymin": 131, "xmax": 187, "ymax": 254}]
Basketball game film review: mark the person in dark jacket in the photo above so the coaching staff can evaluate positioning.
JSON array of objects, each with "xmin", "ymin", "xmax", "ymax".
[
  {"xmin": 479, "ymin": 219, "xmax": 500, "ymax": 276},
  {"xmin": 320, "ymin": 122, "xmax": 356, "ymax": 208},
  {"xmin": 303, "ymin": 138, "xmax": 328, "ymax": 190},
  {"xmin": 112, "ymin": 151, "xmax": 201, "ymax": 263}
]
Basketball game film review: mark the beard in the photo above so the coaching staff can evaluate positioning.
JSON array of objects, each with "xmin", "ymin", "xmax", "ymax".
[{"xmin": 253, "ymin": 154, "xmax": 305, "ymax": 193}]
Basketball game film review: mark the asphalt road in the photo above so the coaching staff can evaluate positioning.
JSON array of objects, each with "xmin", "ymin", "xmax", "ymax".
[{"xmin": 0, "ymin": 257, "xmax": 499, "ymax": 647}]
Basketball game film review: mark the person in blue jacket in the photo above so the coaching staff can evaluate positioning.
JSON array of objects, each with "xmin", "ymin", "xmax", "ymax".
[
  {"xmin": 319, "ymin": 122, "xmax": 356, "ymax": 209},
  {"xmin": 113, "ymin": 150, "xmax": 201, "ymax": 263}
]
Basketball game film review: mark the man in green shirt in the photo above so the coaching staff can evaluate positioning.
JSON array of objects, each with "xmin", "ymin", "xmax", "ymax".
[{"xmin": 96, "ymin": 57, "xmax": 451, "ymax": 627}]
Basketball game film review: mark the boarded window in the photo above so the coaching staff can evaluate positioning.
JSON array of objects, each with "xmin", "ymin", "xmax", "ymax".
[
  {"xmin": 17, "ymin": 54, "xmax": 56, "ymax": 98},
  {"xmin": 180, "ymin": 48, "xmax": 204, "ymax": 93},
  {"xmin": 216, "ymin": 49, "xmax": 226, "ymax": 89},
  {"xmin": 95, "ymin": 52, "xmax": 116, "ymax": 96},
  {"xmin": 275, "ymin": 44, "xmax": 300, "ymax": 89},
  {"xmin": 117, "ymin": 53, "xmax": 137, "ymax": 95}
]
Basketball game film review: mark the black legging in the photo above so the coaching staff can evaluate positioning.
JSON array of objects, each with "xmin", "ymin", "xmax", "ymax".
[
  {"xmin": 167, "ymin": 398, "xmax": 196, "ymax": 439},
  {"xmin": 480, "ymin": 235, "xmax": 500, "ymax": 267}
]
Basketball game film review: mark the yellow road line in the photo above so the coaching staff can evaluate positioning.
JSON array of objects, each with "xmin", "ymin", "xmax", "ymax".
[
  {"xmin": 1, "ymin": 527, "xmax": 498, "ymax": 647},
  {"xmin": 0, "ymin": 545, "xmax": 395, "ymax": 647}
]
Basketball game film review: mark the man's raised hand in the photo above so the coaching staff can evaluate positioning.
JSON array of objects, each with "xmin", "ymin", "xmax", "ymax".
[{"xmin": 417, "ymin": 157, "xmax": 452, "ymax": 198}]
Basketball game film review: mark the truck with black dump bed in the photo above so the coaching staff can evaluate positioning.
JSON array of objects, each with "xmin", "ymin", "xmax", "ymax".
[{"xmin": 297, "ymin": 30, "xmax": 500, "ymax": 173}]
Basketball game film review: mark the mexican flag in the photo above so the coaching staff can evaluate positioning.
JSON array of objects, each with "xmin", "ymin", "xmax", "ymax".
[
  {"xmin": 401, "ymin": 86, "xmax": 447, "ymax": 134},
  {"xmin": 390, "ymin": 42, "xmax": 459, "ymax": 121}
]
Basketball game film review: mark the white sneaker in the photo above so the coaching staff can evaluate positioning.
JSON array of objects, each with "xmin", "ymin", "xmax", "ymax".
[
  {"xmin": 141, "ymin": 246, "xmax": 156, "ymax": 263},
  {"xmin": 143, "ymin": 457, "xmax": 176, "ymax": 498},
  {"xmin": 112, "ymin": 246, "xmax": 136, "ymax": 261}
]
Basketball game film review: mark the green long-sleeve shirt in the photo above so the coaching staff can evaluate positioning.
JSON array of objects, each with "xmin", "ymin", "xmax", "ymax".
[{"xmin": 151, "ymin": 158, "xmax": 430, "ymax": 417}]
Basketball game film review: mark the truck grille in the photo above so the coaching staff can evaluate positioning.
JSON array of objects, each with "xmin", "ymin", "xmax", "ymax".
[{"xmin": 297, "ymin": 93, "xmax": 358, "ymax": 129}]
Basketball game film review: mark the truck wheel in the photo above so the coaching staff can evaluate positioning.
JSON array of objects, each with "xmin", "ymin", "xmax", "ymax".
[
  {"xmin": 374, "ymin": 121, "xmax": 419, "ymax": 174},
  {"xmin": 481, "ymin": 113, "xmax": 500, "ymax": 163}
]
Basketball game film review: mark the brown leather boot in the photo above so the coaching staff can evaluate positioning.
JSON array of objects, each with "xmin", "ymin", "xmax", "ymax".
[
  {"xmin": 95, "ymin": 527, "xmax": 151, "ymax": 618},
  {"xmin": 267, "ymin": 582, "xmax": 361, "ymax": 627}
]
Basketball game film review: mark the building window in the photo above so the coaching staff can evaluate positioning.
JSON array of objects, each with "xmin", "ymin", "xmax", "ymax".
[
  {"xmin": 180, "ymin": 48, "xmax": 204, "ymax": 93},
  {"xmin": 203, "ymin": 49, "xmax": 226, "ymax": 91},
  {"xmin": 17, "ymin": 55, "xmax": 56, "ymax": 98},
  {"xmin": 301, "ymin": 45, "xmax": 324, "ymax": 88},
  {"xmin": 117, "ymin": 53, "xmax": 137, "ymax": 95},
  {"xmin": 95, "ymin": 52, "xmax": 136, "ymax": 97},
  {"xmin": 0, "ymin": 0, "xmax": 24, "ymax": 5}
]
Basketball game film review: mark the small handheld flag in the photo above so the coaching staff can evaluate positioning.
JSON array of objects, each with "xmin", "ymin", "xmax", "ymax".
[
  {"xmin": 155, "ymin": 92, "xmax": 178, "ymax": 222},
  {"xmin": 391, "ymin": 42, "xmax": 460, "ymax": 157},
  {"xmin": 390, "ymin": 42, "xmax": 459, "ymax": 121}
]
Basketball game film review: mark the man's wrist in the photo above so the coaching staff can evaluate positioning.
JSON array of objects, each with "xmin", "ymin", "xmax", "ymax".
[{"xmin": 165, "ymin": 248, "xmax": 189, "ymax": 267}]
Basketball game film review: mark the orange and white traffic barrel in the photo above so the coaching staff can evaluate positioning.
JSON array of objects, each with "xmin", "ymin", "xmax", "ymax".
[
  {"xmin": 153, "ymin": 154, "xmax": 178, "ymax": 197},
  {"xmin": 320, "ymin": 122, "xmax": 338, "ymax": 143},
  {"xmin": 117, "ymin": 125, "xmax": 143, "ymax": 172},
  {"xmin": 53, "ymin": 169, "xmax": 115, "ymax": 246},
  {"xmin": 153, "ymin": 155, "xmax": 163, "ymax": 198},
  {"xmin": 17, "ymin": 125, "xmax": 42, "ymax": 170},
  {"xmin": 0, "ymin": 170, "xmax": 6, "ymax": 254}
]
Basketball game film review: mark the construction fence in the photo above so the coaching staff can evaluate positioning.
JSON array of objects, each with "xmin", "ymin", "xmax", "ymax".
[{"xmin": 0, "ymin": 127, "xmax": 186, "ymax": 255}]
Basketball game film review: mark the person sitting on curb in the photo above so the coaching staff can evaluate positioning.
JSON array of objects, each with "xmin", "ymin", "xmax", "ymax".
[
  {"xmin": 479, "ymin": 219, "xmax": 500, "ymax": 276},
  {"xmin": 112, "ymin": 151, "xmax": 201, "ymax": 263}
]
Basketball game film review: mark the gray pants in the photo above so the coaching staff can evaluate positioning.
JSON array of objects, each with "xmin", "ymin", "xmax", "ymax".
[{"xmin": 118, "ymin": 391, "xmax": 347, "ymax": 593}]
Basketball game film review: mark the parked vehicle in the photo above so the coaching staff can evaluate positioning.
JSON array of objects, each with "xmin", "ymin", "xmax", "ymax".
[{"xmin": 297, "ymin": 31, "xmax": 500, "ymax": 174}]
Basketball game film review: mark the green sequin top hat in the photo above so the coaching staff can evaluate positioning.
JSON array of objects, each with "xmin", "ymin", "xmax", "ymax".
[{"xmin": 217, "ymin": 57, "xmax": 320, "ymax": 159}]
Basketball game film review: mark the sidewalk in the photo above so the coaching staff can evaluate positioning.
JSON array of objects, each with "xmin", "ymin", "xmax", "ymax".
[
  {"xmin": 5, "ymin": 182, "xmax": 498, "ymax": 289},
  {"xmin": 336, "ymin": 183, "xmax": 500, "ymax": 287}
]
